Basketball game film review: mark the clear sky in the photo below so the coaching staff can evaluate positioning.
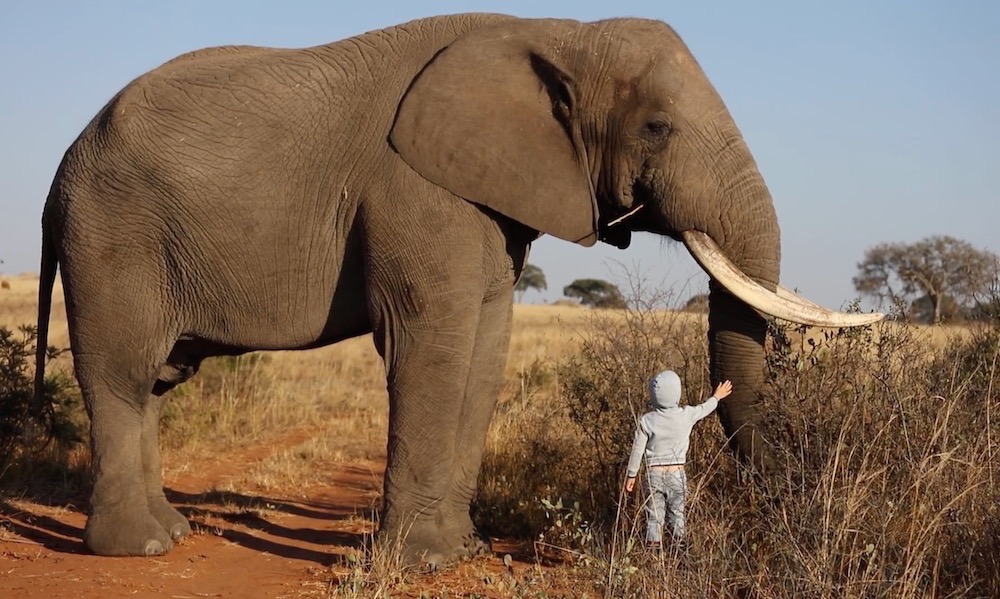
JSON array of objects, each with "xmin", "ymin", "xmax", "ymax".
[{"xmin": 2, "ymin": 1, "xmax": 997, "ymax": 310}]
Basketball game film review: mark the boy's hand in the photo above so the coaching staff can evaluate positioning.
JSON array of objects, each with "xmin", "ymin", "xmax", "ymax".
[
  {"xmin": 714, "ymin": 380, "xmax": 733, "ymax": 400},
  {"xmin": 625, "ymin": 477, "xmax": 636, "ymax": 493}
]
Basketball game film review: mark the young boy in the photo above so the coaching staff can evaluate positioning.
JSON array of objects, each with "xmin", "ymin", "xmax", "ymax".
[{"xmin": 624, "ymin": 370, "xmax": 732, "ymax": 550}]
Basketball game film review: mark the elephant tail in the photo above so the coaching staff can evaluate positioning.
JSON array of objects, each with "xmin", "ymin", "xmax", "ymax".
[{"xmin": 32, "ymin": 217, "xmax": 58, "ymax": 419}]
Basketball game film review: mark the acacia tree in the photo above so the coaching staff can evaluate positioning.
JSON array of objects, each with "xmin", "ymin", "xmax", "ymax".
[
  {"xmin": 563, "ymin": 278, "xmax": 627, "ymax": 309},
  {"xmin": 514, "ymin": 263, "xmax": 546, "ymax": 302},
  {"xmin": 853, "ymin": 235, "xmax": 998, "ymax": 324}
]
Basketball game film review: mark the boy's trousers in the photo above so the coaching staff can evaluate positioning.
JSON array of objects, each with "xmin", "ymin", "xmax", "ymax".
[{"xmin": 644, "ymin": 468, "xmax": 687, "ymax": 543}]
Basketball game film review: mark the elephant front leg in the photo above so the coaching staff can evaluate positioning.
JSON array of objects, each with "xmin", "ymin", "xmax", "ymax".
[
  {"xmin": 438, "ymin": 290, "xmax": 513, "ymax": 559},
  {"xmin": 372, "ymin": 294, "xmax": 481, "ymax": 567}
]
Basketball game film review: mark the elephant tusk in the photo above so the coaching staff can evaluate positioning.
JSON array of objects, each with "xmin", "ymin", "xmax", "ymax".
[{"xmin": 681, "ymin": 230, "xmax": 885, "ymax": 327}]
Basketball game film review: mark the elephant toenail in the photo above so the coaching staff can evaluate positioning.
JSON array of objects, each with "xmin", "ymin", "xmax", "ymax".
[
  {"xmin": 170, "ymin": 525, "xmax": 186, "ymax": 540},
  {"xmin": 144, "ymin": 540, "xmax": 165, "ymax": 556}
]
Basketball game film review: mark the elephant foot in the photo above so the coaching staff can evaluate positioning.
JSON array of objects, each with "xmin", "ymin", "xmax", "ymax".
[
  {"xmin": 439, "ymin": 514, "xmax": 492, "ymax": 560},
  {"xmin": 450, "ymin": 532, "xmax": 492, "ymax": 560},
  {"xmin": 84, "ymin": 507, "xmax": 174, "ymax": 556},
  {"xmin": 148, "ymin": 496, "xmax": 192, "ymax": 541},
  {"xmin": 376, "ymin": 519, "xmax": 452, "ymax": 569}
]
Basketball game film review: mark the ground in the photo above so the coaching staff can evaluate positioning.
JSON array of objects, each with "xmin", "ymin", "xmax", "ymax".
[{"xmin": 0, "ymin": 430, "xmax": 547, "ymax": 598}]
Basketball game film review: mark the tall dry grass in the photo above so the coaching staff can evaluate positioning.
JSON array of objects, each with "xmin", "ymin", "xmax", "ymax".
[
  {"xmin": 0, "ymin": 277, "xmax": 590, "ymax": 492},
  {"xmin": 5, "ymin": 274, "xmax": 1000, "ymax": 597},
  {"xmin": 478, "ymin": 296, "xmax": 1000, "ymax": 598}
]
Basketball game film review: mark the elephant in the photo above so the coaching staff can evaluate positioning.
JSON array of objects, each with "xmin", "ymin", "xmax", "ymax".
[{"xmin": 33, "ymin": 13, "xmax": 882, "ymax": 565}]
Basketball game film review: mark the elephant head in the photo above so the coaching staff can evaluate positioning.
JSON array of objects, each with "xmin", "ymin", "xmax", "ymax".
[{"xmin": 391, "ymin": 18, "xmax": 881, "ymax": 468}]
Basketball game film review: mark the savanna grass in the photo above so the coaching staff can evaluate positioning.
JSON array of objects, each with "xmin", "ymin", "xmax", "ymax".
[
  {"xmin": 478, "ymin": 294, "xmax": 1000, "ymax": 598},
  {"xmin": 6, "ymin": 273, "xmax": 1000, "ymax": 597}
]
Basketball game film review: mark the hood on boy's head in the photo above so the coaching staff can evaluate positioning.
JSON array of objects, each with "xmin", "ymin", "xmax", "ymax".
[{"xmin": 649, "ymin": 370, "xmax": 681, "ymax": 409}]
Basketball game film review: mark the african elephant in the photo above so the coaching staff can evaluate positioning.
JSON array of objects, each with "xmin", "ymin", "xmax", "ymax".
[{"xmin": 33, "ymin": 13, "xmax": 881, "ymax": 565}]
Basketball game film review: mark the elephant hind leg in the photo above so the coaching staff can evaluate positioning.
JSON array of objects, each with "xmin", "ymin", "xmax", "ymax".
[
  {"xmin": 69, "ymin": 296, "xmax": 179, "ymax": 555},
  {"xmin": 77, "ymin": 352, "xmax": 176, "ymax": 556},
  {"xmin": 143, "ymin": 343, "xmax": 208, "ymax": 539},
  {"xmin": 141, "ymin": 392, "xmax": 191, "ymax": 541}
]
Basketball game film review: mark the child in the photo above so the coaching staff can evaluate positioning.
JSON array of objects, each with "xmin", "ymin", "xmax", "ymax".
[{"xmin": 624, "ymin": 370, "xmax": 732, "ymax": 550}]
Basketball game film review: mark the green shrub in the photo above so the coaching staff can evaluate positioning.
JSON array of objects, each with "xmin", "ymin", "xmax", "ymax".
[{"xmin": 0, "ymin": 325, "xmax": 85, "ymax": 489}]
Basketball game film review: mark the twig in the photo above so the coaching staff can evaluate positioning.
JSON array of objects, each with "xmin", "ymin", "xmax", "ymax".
[
  {"xmin": 987, "ymin": 347, "xmax": 999, "ymax": 493},
  {"xmin": 532, "ymin": 540, "xmax": 586, "ymax": 559}
]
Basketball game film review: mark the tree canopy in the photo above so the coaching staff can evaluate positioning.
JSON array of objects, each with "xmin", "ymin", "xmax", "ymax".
[
  {"xmin": 563, "ymin": 279, "xmax": 627, "ymax": 309},
  {"xmin": 853, "ymin": 235, "xmax": 998, "ymax": 324},
  {"xmin": 514, "ymin": 263, "xmax": 546, "ymax": 302}
]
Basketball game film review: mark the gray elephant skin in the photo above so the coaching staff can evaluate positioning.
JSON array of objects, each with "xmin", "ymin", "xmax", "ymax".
[{"xmin": 33, "ymin": 13, "xmax": 876, "ymax": 565}]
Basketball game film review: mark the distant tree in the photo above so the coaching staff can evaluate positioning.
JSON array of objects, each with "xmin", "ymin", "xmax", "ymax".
[
  {"xmin": 854, "ymin": 235, "xmax": 999, "ymax": 324},
  {"xmin": 909, "ymin": 294, "xmax": 965, "ymax": 324},
  {"xmin": 563, "ymin": 279, "xmax": 627, "ymax": 309},
  {"xmin": 681, "ymin": 293, "xmax": 709, "ymax": 313},
  {"xmin": 514, "ymin": 263, "xmax": 547, "ymax": 302}
]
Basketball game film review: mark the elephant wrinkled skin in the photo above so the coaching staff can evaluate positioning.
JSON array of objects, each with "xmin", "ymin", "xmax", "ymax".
[{"xmin": 34, "ymin": 13, "xmax": 879, "ymax": 565}]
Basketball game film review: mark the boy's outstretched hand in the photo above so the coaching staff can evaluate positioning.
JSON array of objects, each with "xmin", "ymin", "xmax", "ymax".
[
  {"xmin": 625, "ymin": 477, "xmax": 636, "ymax": 493},
  {"xmin": 714, "ymin": 380, "xmax": 733, "ymax": 400}
]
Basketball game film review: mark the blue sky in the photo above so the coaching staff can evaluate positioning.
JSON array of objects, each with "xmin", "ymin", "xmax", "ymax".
[{"xmin": 2, "ymin": 1, "xmax": 997, "ymax": 309}]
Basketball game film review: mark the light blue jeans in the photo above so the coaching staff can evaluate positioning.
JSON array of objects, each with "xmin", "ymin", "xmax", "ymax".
[{"xmin": 643, "ymin": 468, "xmax": 687, "ymax": 544}]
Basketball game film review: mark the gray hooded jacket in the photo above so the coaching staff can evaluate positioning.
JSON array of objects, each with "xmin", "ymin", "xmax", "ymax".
[{"xmin": 625, "ymin": 370, "xmax": 719, "ymax": 477}]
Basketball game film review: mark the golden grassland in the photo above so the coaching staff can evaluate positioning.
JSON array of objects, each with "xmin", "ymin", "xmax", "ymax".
[
  {"xmin": 5, "ymin": 272, "xmax": 1000, "ymax": 597},
  {"xmin": 0, "ymin": 273, "xmax": 610, "ymax": 481}
]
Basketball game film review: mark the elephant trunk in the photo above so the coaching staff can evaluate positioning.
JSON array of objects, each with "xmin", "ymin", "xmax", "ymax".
[
  {"xmin": 709, "ymin": 281, "xmax": 774, "ymax": 470},
  {"xmin": 702, "ymin": 162, "xmax": 780, "ymax": 470}
]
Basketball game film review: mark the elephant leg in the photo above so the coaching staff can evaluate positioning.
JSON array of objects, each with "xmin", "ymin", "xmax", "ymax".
[
  {"xmin": 78, "ymin": 356, "xmax": 174, "ymax": 556},
  {"xmin": 142, "ymin": 352, "xmax": 202, "ymax": 541},
  {"xmin": 66, "ymin": 273, "xmax": 177, "ymax": 557},
  {"xmin": 438, "ymin": 289, "xmax": 513, "ymax": 559},
  {"xmin": 369, "ymin": 279, "xmax": 481, "ymax": 567},
  {"xmin": 141, "ymin": 391, "xmax": 191, "ymax": 541}
]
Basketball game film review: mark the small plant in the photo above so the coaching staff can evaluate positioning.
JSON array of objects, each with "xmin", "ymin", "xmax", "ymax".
[
  {"xmin": 537, "ymin": 497, "xmax": 596, "ymax": 564},
  {"xmin": 0, "ymin": 325, "xmax": 84, "ymax": 486}
]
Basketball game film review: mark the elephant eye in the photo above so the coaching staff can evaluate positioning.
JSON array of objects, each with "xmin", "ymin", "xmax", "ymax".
[{"xmin": 644, "ymin": 120, "xmax": 671, "ymax": 139}]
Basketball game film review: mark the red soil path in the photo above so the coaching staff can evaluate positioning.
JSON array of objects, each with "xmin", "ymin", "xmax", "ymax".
[{"xmin": 0, "ymin": 434, "xmax": 545, "ymax": 598}]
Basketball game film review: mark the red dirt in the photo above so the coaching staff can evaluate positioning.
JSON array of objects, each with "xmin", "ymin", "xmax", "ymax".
[{"xmin": 0, "ymin": 434, "xmax": 552, "ymax": 598}]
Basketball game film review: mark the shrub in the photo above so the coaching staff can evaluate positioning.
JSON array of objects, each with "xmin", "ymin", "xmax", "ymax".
[
  {"xmin": 478, "ymin": 286, "xmax": 1000, "ymax": 597},
  {"xmin": 475, "ymin": 288, "xmax": 709, "ymax": 543},
  {"xmin": 0, "ymin": 325, "xmax": 85, "ymax": 488}
]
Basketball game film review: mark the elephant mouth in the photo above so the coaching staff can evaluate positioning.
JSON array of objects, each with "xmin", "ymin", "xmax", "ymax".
[
  {"xmin": 681, "ymin": 230, "xmax": 884, "ymax": 328},
  {"xmin": 597, "ymin": 204, "xmax": 643, "ymax": 249}
]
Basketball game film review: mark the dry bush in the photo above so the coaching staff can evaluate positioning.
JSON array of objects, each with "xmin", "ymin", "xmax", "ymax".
[
  {"xmin": 476, "ymin": 285, "xmax": 710, "ymax": 540},
  {"xmin": 478, "ymin": 287, "xmax": 1000, "ymax": 598}
]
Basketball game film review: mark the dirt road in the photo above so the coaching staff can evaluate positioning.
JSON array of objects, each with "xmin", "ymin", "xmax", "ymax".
[{"xmin": 0, "ymin": 436, "xmax": 541, "ymax": 598}]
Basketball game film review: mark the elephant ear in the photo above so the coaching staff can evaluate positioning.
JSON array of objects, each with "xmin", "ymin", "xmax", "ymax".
[{"xmin": 390, "ymin": 21, "xmax": 598, "ymax": 246}]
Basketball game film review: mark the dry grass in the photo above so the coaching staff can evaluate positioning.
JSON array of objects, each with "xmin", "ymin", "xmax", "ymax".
[
  {"xmin": 478, "ymin": 307, "xmax": 1000, "ymax": 598},
  {"xmin": 0, "ymin": 278, "xmax": 608, "ymax": 499},
  {"xmin": 0, "ymin": 274, "xmax": 71, "ymax": 364},
  {"xmin": 5, "ymin": 274, "xmax": 1000, "ymax": 597}
]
